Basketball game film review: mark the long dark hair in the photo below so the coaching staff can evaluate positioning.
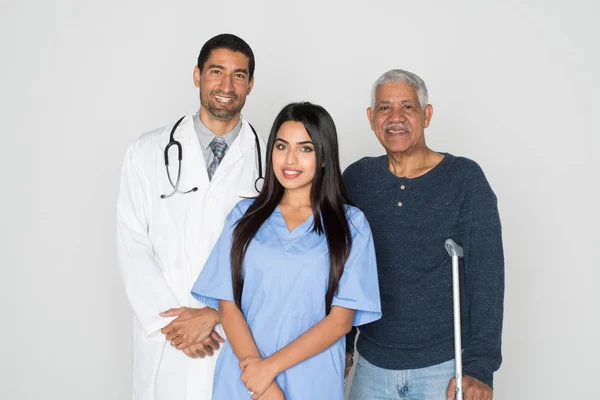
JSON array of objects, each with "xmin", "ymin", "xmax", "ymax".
[{"xmin": 230, "ymin": 102, "xmax": 353, "ymax": 313}]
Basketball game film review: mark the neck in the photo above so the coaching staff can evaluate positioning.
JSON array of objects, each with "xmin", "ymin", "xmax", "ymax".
[
  {"xmin": 280, "ymin": 186, "xmax": 312, "ymax": 209},
  {"xmin": 387, "ymin": 146, "xmax": 434, "ymax": 178},
  {"xmin": 199, "ymin": 108, "xmax": 241, "ymax": 136}
]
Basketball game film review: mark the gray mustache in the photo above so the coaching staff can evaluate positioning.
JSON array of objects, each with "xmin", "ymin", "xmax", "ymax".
[{"xmin": 384, "ymin": 123, "xmax": 410, "ymax": 131}]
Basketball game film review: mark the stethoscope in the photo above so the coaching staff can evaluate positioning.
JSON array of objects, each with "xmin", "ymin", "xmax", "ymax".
[{"xmin": 160, "ymin": 116, "xmax": 264, "ymax": 199}]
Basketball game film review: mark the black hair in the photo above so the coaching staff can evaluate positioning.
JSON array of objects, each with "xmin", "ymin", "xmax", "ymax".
[
  {"xmin": 230, "ymin": 102, "xmax": 352, "ymax": 313},
  {"xmin": 197, "ymin": 33, "xmax": 255, "ymax": 79}
]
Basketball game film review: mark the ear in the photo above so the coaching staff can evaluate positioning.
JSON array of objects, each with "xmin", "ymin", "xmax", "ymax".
[
  {"xmin": 246, "ymin": 76, "xmax": 254, "ymax": 95},
  {"xmin": 366, "ymin": 107, "xmax": 375, "ymax": 131},
  {"xmin": 193, "ymin": 66, "xmax": 201, "ymax": 88},
  {"xmin": 423, "ymin": 104, "xmax": 433, "ymax": 128}
]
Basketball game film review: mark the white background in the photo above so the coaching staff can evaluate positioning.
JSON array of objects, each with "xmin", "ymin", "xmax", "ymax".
[{"xmin": 1, "ymin": 0, "xmax": 598, "ymax": 399}]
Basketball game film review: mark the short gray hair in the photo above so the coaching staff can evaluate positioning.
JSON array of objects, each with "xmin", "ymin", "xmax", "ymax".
[{"xmin": 371, "ymin": 69, "xmax": 429, "ymax": 109}]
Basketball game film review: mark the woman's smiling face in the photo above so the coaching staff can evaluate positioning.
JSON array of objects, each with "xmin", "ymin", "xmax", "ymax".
[{"xmin": 272, "ymin": 121, "xmax": 316, "ymax": 193}]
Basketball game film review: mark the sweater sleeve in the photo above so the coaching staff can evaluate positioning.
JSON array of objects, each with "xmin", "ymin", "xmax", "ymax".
[{"xmin": 458, "ymin": 163, "xmax": 505, "ymax": 388}]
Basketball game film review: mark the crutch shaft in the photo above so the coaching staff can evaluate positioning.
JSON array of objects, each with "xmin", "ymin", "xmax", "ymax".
[
  {"xmin": 445, "ymin": 239, "xmax": 464, "ymax": 400},
  {"xmin": 452, "ymin": 255, "xmax": 463, "ymax": 400}
]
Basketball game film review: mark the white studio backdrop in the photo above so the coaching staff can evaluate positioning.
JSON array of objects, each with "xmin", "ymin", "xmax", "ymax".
[{"xmin": 1, "ymin": 0, "xmax": 598, "ymax": 399}]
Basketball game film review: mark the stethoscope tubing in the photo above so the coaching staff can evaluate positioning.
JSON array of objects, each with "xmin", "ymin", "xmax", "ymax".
[{"xmin": 161, "ymin": 115, "xmax": 264, "ymax": 198}]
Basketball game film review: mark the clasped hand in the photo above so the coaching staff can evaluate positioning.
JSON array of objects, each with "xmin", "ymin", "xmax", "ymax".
[
  {"xmin": 160, "ymin": 307, "xmax": 224, "ymax": 358},
  {"xmin": 239, "ymin": 356, "xmax": 284, "ymax": 399}
]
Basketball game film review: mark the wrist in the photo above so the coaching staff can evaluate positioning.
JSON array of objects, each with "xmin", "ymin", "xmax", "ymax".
[
  {"xmin": 264, "ymin": 355, "xmax": 282, "ymax": 378},
  {"xmin": 202, "ymin": 306, "xmax": 220, "ymax": 327}
]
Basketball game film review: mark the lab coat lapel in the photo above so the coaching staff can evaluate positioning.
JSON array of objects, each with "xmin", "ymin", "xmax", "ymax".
[
  {"xmin": 184, "ymin": 119, "xmax": 258, "ymax": 306},
  {"xmin": 166, "ymin": 115, "xmax": 207, "ymax": 305},
  {"xmin": 172, "ymin": 115, "xmax": 209, "ymax": 191},
  {"xmin": 211, "ymin": 122, "xmax": 254, "ymax": 182}
]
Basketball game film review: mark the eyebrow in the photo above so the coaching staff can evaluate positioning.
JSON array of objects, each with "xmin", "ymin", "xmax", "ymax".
[
  {"xmin": 206, "ymin": 64, "xmax": 249, "ymax": 75},
  {"xmin": 377, "ymin": 99, "xmax": 417, "ymax": 106},
  {"xmin": 275, "ymin": 138, "xmax": 314, "ymax": 145}
]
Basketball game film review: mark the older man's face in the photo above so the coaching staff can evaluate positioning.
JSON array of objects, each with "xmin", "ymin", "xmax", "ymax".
[{"xmin": 367, "ymin": 82, "xmax": 433, "ymax": 155}]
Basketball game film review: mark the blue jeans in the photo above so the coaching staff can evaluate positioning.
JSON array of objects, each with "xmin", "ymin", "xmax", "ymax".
[{"xmin": 348, "ymin": 355, "xmax": 455, "ymax": 400}]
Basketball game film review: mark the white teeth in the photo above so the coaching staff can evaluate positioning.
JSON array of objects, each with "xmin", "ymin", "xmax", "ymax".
[
  {"xmin": 283, "ymin": 170, "xmax": 300, "ymax": 175},
  {"xmin": 214, "ymin": 96, "xmax": 233, "ymax": 103}
]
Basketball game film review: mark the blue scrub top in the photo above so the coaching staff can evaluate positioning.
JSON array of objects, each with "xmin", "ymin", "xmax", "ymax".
[{"xmin": 191, "ymin": 198, "xmax": 381, "ymax": 399}]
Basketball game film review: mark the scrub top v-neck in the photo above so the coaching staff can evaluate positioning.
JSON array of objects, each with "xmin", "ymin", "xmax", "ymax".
[{"xmin": 192, "ymin": 199, "xmax": 382, "ymax": 399}]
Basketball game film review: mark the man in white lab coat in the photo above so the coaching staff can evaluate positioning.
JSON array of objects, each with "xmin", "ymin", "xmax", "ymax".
[{"xmin": 117, "ymin": 33, "xmax": 265, "ymax": 400}]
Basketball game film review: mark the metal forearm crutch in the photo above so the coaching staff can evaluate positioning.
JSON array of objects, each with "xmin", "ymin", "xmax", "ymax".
[{"xmin": 445, "ymin": 239, "xmax": 464, "ymax": 400}]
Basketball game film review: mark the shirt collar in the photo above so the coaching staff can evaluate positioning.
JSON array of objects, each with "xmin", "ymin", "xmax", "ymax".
[{"xmin": 193, "ymin": 110, "xmax": 242, "ymax": 150}]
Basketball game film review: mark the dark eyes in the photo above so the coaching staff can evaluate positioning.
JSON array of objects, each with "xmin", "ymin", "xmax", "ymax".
[
  {"xmin": 377, "ymin": 104, "xmax": 415, "ymax": 112},
  {"xmin": 274, "ymin": 143, "xmax": 313, "ymax": 152},
  {"xmin": 209, "ymin": 70, "xmax": 246, "ymax": 79}
]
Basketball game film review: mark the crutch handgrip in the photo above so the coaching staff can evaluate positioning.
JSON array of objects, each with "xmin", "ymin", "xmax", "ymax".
[
  {"xmin": 445, "ymin": 238, "xmax": 464, "ymax": 400},
  {"xmin": 445, "ymin": 239, "xmax": 464, "ymax": 258}
]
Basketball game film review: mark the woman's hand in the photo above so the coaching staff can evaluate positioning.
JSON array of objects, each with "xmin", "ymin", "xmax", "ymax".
[{"xmin": 239, "ymin": 356, "xmax": 279, "ymax": 399}]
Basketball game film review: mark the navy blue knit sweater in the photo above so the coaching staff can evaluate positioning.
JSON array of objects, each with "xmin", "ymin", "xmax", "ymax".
[{"xmin": 344, "ymin": 153, "xmax": 504, "ymax": 388}]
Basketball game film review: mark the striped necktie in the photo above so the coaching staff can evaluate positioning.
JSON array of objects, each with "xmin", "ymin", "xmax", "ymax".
[{"xmin": 208, "ymin": 136, "xmax": 228, "ymax": 180}]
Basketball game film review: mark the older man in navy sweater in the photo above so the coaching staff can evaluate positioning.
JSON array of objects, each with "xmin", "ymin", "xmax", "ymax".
[{"xmin": 344, "ymin": 69, "xmax": 504, "ymax": 400}]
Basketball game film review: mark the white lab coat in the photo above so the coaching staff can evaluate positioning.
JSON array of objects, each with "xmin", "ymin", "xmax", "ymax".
[{"xmin": 117, "ymin": 114, "xmax": 265, "ymax": 400}]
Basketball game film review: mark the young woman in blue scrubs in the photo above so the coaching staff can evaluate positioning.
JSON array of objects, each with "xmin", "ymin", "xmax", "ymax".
[{"xmin": 191, "ymin": 102, "xmax": 381, "ymax": 399}]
